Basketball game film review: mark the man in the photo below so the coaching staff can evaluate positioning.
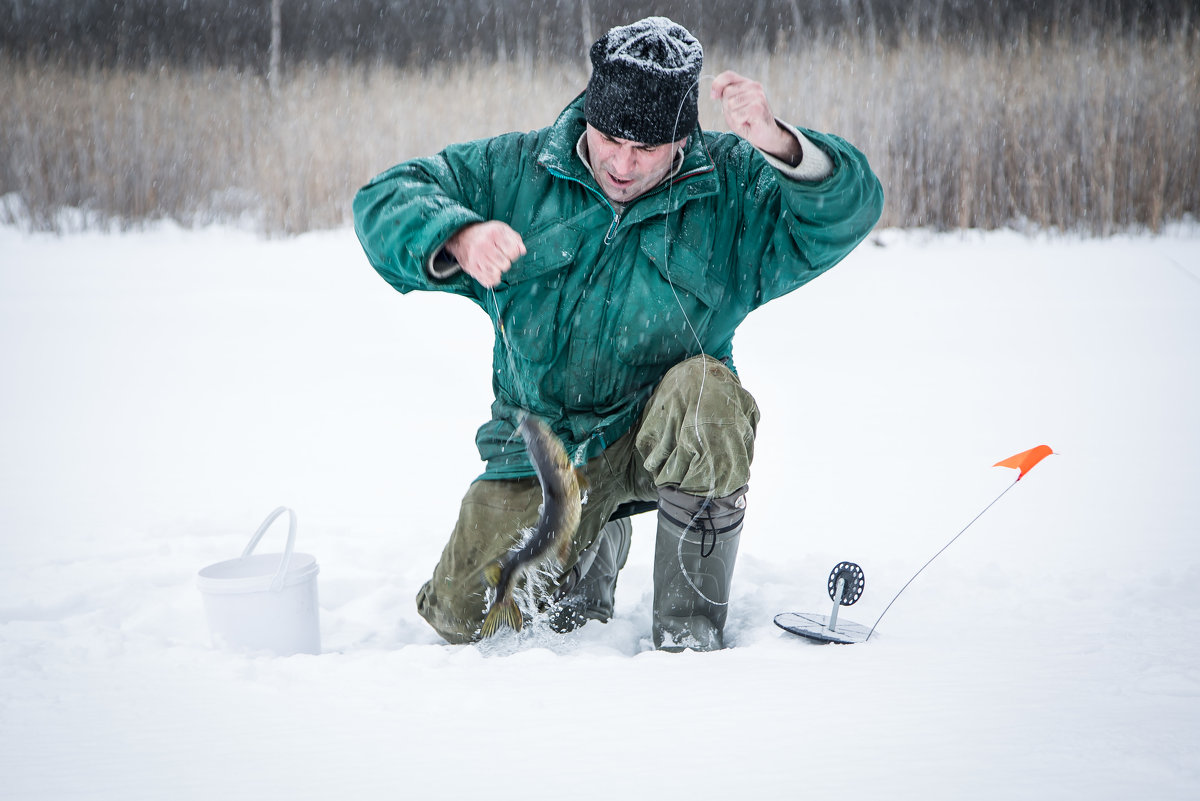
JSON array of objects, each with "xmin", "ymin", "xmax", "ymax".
[{"xmin": 354, "ymin": 16, "xmax": 883, "ymax": 650}]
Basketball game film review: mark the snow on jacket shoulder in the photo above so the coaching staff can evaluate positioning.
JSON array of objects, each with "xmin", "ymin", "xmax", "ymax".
[{"xmin": 353, "ymin": 92, "xmax": 883, "ymax": 479}]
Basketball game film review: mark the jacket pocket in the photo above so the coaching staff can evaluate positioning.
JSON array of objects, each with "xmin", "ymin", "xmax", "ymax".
[
  {"xmin": 612, "ymin": 232, "xmax": 725, "ymax": 367},
  {"xmin": 491, "ymin": 223, "xmax": 579, "ymax": 364}
]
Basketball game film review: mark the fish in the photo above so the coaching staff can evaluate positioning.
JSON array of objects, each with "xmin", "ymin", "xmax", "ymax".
[{"xmin": 480, "ymin": 415, "xmax": 585, "ymax": 638}]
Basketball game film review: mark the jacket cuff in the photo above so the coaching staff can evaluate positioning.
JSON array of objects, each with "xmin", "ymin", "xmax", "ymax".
[
  {"xmin": 759, "ymin": 120, "xmax": 834, "ymax": 182},
  {"xmin": 426, "ymin": 245, "xmax": 462, "ymax": 280}
]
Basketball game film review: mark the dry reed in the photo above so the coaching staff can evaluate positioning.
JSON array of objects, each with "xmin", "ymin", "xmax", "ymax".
[{"xmin": 1, "ymin": 31, "xmax": 1196, "ymax": 235}]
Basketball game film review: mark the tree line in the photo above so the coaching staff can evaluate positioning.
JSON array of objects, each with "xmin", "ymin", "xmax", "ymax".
[{"xmin": 2, "ymin": 0, "xmax": 1194, "ymax": 71}]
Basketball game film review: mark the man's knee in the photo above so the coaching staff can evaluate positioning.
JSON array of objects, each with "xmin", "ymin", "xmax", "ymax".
[
  {"xmin": 658, "ymin": 355, "xmax": 747, "ymax": 403},
  {"xmin": 414, "ymin": 474, "xmax": 621, "ymax": 643},
  {"xmin": 416, "ymin": 478, "xmax": 542, "ymax": 643},
  {"xmin": 636, "ymin": 355, "xmax": 760, "ymax": 496}
]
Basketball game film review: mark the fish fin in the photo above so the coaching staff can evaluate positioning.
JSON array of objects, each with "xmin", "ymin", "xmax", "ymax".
[
  {"xmin": 480, "ymin": 597, "xmax": 523, "ymax": 638},
  {"xmin": 482, "ymin": 561, "xmax": 503, "ymax": 588},
  {"xmin": 574, "ymin": 468, "xmax": 589, "ymax": 490}
]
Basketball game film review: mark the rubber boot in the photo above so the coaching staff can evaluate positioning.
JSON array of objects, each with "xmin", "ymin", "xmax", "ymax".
[
  {"xmin": 547, "ymin": 517, "xmax": 632, "ymax": 633},
  {"xmin": 652, "ymin": 485, "xmax": 747, "ymax": 651}
]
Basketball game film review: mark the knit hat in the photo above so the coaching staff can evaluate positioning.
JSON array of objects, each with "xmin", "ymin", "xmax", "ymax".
[{"xmin": 584, "ymin": 17, "xmax": 704, "ymax": 146}]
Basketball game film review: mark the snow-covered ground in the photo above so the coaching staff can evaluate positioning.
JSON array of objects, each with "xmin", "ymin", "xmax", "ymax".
[{"xmin": 2, "ymin": 222, "xmax": 1198, "ymax": 799}]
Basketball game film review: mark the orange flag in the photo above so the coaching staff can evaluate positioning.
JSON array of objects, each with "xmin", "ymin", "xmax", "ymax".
[{"xmin": 994, "ymin": 445, "xmax": 1054, "ymax": 480}]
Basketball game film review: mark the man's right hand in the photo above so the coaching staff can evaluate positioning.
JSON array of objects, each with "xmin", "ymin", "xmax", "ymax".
[{"xmin": 444, "ymin": 221, "xmax": 526, "ymax": 288}]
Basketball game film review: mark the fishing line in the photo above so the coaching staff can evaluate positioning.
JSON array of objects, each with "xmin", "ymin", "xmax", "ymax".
[
  {"xmin": 662, "ymin": 73, "xmax": 717, "ymax": 448},
  {"xmin": 487, "ymin": 285, "xmax": 534, "ymax": 452},
  {"xmin": 673, "ymin": 493, "xmax": 733, "ymax": 607},
  {"xmin": 660, "ymin": 72, "xmax": 739, "ymax": 606},
  {"xmin": 865, "ymin": 478, "xmax": 1020, "ymax": 640},
  {"xmin": 1166, "ymin": 255, "xmax": 1200, "ymax": 289}
]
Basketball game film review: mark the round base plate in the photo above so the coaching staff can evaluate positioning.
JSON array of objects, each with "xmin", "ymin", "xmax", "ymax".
[{"xmin": 773, "ymin": 612, "xmax": 871, "ymax": 644}]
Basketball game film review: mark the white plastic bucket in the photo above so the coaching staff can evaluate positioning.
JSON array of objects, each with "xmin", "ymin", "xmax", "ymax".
[{"xmin": 197, "ymin": 507, "xmax": 321, "ymax": 656}]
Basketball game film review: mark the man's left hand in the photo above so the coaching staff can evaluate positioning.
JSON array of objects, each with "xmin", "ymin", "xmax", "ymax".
[{"xmin": 711, "ymin": 71, "xmax": 802, "ymax": 166}]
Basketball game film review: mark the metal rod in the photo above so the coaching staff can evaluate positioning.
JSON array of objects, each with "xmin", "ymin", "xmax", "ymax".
[{"xmin": 828, "ymin": 577, "xmax": 845, "ymax": 631}]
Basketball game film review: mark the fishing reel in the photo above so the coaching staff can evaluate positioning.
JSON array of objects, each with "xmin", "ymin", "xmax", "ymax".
[{"xmin": 773, "ymin": 561, "xmax": 870, "ymax": 644}]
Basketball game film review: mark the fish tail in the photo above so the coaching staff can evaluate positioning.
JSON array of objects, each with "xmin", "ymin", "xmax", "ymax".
[{"xmin": 480, "ymin": 596, "xmax": 523, "ymax": 638}]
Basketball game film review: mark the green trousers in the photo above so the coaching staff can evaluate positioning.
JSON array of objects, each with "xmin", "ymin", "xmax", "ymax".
[{"xmin": 415, "ymin": 355, "xmax": 760, "ymax": 643}]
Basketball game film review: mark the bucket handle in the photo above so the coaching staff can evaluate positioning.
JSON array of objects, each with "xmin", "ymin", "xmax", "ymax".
[{"xmin": 240, "ymin": 506, "xmax": 297, "ymax": 592}]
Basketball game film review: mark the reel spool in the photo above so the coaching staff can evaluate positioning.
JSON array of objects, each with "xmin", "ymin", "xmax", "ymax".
[
  {"xmin": 773, "ymin": 561, "xmax": 871, "ymax": 644},
  {"xmin": 828, "ymin": 562, "xmax": 865, "ymax": 606}
]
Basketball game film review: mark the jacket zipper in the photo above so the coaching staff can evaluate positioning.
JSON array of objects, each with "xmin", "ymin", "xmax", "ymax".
[
  {"xmin": 604, "ymin": 213, "xmax": 621, "ymax": 244},
  {"xmin": 547, "ymin": 167, "xmax": 620, "ymax": 244}
]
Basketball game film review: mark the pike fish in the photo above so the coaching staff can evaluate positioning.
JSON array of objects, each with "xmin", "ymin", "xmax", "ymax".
[{"xmin": 480, "ymin": 415, "xmax": 585, "ymax": 638}]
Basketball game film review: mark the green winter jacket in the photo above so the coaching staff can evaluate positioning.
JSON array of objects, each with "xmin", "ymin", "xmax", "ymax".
[{"xmin": 354, "ymin": 93, "xmax": 883, "ymax": 479}]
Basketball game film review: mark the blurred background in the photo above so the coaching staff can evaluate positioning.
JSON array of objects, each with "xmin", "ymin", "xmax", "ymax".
[{"xmin": 1, "ymin": 0, "xmax": 1197, "ymax": 234}]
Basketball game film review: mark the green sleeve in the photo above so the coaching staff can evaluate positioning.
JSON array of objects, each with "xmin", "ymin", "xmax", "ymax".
[
  {"xmin": 729, "ymin": 128, "xmax": 884, "ymax": 307},
  {"xmin": 352, "ymin": 132, "xmax": 526, "ymax": 299}
]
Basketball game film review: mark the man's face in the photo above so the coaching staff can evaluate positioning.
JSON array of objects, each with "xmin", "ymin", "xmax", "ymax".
[{"xmin": 585, "ymin": 124, "xmax": 686, "ymax": 204}]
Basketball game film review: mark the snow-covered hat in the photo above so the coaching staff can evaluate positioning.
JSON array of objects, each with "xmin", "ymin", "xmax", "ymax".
[{"xmin": 584, "ymin": 16, "xmax": 703, "ymax": 146}]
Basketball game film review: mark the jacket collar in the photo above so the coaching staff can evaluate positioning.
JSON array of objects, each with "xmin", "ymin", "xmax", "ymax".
[
  {"xmin": 573, "ymin": 133, "xmax": 687, "ymax": 201},
  {"xmin": 536, "ymin": 92, "xmax": 718, "ymax": 214}
]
